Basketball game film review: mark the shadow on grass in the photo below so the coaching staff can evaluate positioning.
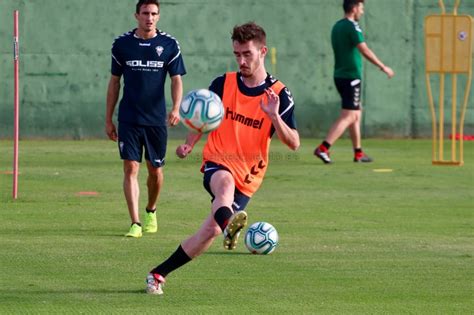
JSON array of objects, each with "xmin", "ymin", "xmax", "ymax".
[
  {"xmin": 0, "ymin": 288, "xmax": 145, "ymax": 295},
  {"xmin": 205, "ymin": 250, "xmax": 250, "ymax": 256}
]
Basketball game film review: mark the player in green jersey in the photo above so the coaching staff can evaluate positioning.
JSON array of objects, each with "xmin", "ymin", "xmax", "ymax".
[{"xmin": 314, "ymin": 0, "xmax": 394, "ymax": 164}]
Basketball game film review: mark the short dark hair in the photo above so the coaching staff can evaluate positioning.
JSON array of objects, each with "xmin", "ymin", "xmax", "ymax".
[
  {"xmin": 231, "ymin": 22, "xmax": 266, "ymax": 46},
  {"xmin": 136, "ymin": 0, "xmax": 160, "ymax": 14},
  {"xmin": 343, "ymin": 0, "xmax": 364, "ymax": 13}
]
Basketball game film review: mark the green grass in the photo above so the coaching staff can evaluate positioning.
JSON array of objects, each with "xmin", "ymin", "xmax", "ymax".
[{"xmin": 0, "ymin": 139, "xmax": 472, "ymax": 314}]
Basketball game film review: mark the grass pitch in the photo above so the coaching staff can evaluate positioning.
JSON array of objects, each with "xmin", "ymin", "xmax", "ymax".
[{"xmin": 0, "ymin": 139, "xmax": 472, "ymax": 314}]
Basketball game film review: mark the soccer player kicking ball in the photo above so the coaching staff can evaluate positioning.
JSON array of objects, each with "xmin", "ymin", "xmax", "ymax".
[
  {"xmin": 314, "ymin": 0, "xmax": 394, "ymax": 164},
  {"xmin": 145, "ymin": 22, "xmax": 300, "ymax": 295}
]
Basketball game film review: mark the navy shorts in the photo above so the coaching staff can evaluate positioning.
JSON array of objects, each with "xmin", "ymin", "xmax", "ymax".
[
  {"xmin": 334, "ymin": 78, "xmax": 362, "ymax": 110},
  {"xmin": 118, "ymin": 122, "xmax": 167, "ymax": 168},
  {"xmin": 202, "ymin": 161, "xmax": 250, "ymax": 211}
]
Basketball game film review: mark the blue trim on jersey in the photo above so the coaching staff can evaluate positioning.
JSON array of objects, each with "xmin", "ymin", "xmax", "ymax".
[{"xmin": 111, "ymin": 29, "xmax": 186, "ymax": 126}]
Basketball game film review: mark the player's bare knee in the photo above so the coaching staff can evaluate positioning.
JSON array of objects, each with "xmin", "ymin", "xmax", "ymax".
[
  {"xmin": 353, "ymin": 110, "xmax": 362, "ymax": 122},
  {"xmin": 147, "ymin": 168, "xmax": 163, "ymax": 182},
  {"xmin": 343, "ymin": 111, "xmax": 359, "ymax": 124},
  {"xmin": 123, "ymin": 161, "xmax": 139, "ymax": 177}
]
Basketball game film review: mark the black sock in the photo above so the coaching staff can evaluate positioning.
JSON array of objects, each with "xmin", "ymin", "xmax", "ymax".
[
  {"xmin": 354, "ymin": 148, "xmax": 362, "ymax": 153},
  {"xmin": 150, "ymin": 245, "xmax": 192, "ymax": 277},
  {"xmin": 146, "ymin": 208, "xmax": 156, "ymax": 213},
  {"xmin": 322, "ymin": 141, "xmax": 331, "ymax": 150},
  {"xmin": 132, "ymin": 222, "xmax": 141, "ymax": 226},
  {"xmin": 214, "ymin": 206, "xmax": 233, "ymax": 231}
]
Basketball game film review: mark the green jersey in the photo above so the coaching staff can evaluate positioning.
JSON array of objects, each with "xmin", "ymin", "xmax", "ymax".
[{"xmin": 332, "ymin": 18, "xmax": 365, "ymax": 79}]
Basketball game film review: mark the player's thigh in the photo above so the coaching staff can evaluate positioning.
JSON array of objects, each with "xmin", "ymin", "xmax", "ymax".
[
  {"xmin": 118, "ymin": 122, "xmax": 144, "ymax": 163},
  {"xmin": 143, "ymin": 126, "xmax": 167, "ymax": 168},
  {"xmin": 203, "ymin": 162, "xmax": 231, "ymax": 197},
  {"xmin": 210, "ymin": 170, "xmax": 235, "ymax": 200},
  {"xmin": 203, "ymin": 162, "xmax": 248, "ymax": 211}
]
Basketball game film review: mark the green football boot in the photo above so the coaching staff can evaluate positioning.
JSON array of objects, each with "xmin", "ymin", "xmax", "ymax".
[
  {"xmin": 125, "ymin": 223, "xmax": 142, "ymax": 238},
  {"xmin": 143, "ymin": 211, "xmax": 158, "ymax": 233}
]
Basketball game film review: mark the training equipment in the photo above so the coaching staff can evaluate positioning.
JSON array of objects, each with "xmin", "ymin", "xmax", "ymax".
[
  {"xmin": 424, "ymin": 0, "xmax": 472, "ymax": 166},
  {"xmin": 13, "ymin": 10, "xmax": 20, "ymax": 199},
  {"xmin": 179, "ymin": 89, "xmax": 224, "ymax": 133},
  {"xmin": 244, "ymin": 222, "xmax": 279, "ymax": 255},
  {"xmin": 372, "ymin": 169, "xmax": 394, "ymax": 173},
  {"xmin": 223, "ymin": 211, "xmax": 248, "ymax": 250}
]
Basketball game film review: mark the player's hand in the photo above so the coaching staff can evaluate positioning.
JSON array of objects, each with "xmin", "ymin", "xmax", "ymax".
[
  {"xmin": 382, "ymin": 66, "xmax": 395, "ymax": 79},
  {"xmin": 168, "ymin": 108, "xmax": 180, "ymax": 127},
  {"xmin": 176, "ymin": 144, "xmax": 193, "ymax": 159},
  {"xmin": 106, "ymin": 121, "xmax": 118, "ymax": 142},
  {"xmin": 260, "ymin": 88, "xmax": 279, "ymax": 119}
]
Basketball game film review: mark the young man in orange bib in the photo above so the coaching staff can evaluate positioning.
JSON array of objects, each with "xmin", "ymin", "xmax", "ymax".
[{"xmin": 145, "ymin": 22, "xmax": 300, "ymax": 295}]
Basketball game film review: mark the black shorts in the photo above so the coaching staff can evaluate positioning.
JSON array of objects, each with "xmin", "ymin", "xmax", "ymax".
[
  {"xmin": 334, "ymin": 78, "xmax": 362, "ymax": 110},
  {"xmin": 202, "ymin": 161, "xmax": 250, "ymax": 211},
  {"xmin": 118, "ymin": 122, "xmax": 167, "ymax": 168}
]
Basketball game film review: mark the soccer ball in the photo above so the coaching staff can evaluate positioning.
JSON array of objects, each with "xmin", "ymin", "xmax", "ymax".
[
  {"xmin": 179, "ymin": 89, "xmax": 224, "ymax": 133},
  {"xmin": 244, "ymin": 222, "xmax": 279, "ymax": 255}
]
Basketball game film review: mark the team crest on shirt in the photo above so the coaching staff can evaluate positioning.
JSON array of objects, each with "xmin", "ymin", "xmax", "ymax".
[{"xmin": 156, "ymin": 46, "xmax": 164, "ymax": 57}]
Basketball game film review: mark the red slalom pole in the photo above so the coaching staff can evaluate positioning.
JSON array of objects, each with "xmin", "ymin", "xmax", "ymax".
[{"xmin": 13, "ymin": 10, "xmax": 19, "ymax": 199}]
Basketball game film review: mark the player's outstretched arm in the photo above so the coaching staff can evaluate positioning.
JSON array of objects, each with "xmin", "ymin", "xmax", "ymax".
[
  {"xmin": 176, "ymin": 132, "xmax": 202, "ymax": 158},
  {"xmin": 105, "ymin": 75, "xmax": 121, "ymax": 141},
  {"xmin": 357, "ymin": 42, "xmax": 395, "ymax": 78},
  {"xmin": 260, "ymin": 89, "xmax": 300, "ymax": 151}
]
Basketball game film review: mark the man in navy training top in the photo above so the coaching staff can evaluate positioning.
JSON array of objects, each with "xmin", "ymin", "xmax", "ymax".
[{"xmin": 105, "ymin": 0, "xmax": 186, "ymax": 238}]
